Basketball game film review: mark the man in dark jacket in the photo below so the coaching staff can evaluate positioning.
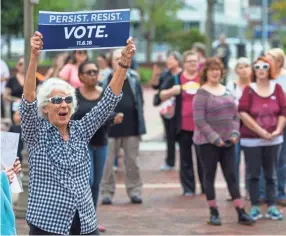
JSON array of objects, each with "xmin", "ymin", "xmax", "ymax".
[{"xmin": 101, "ymin": 49, "xmax": 146, "ymax": 204}]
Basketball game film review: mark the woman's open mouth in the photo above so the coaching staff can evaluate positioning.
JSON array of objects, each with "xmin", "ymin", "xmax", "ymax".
[{"xmin": 58, "ymin": 112, "xmax": 68, "ymax": 118}]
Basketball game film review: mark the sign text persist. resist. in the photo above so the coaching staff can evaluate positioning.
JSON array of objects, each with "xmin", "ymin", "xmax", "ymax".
[{"xmin": 38, "ymin": 9, "xmax": 130, "ymax": 51}]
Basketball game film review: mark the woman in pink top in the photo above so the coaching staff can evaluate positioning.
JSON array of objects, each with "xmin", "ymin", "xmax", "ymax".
[
  {"xmin": 59, "ymin": 50, "xmax": 88, "ymax": 88},
  {"xmin": 239, "ymin": 56, "xmax": 286, "ymax": 221},
  {"xmin": 159, "ymin": 51, "xmax": 204, "ymax": 196}
]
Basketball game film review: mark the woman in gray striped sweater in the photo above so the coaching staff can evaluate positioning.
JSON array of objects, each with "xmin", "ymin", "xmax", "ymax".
[{"xmin": 193, "ymin": 57, "xmax": 254, "ymax": 226}]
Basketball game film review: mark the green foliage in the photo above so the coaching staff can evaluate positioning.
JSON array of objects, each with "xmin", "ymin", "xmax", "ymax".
[
  {"xmin": 154, "ymin": 21, "xmax": 184, "ymax": 42},
  {"xmin": 7, "ymin": 59, "xmax": 53, "ymax": 68},
  {"xmin": 133, "ymin": 0, "xmax": 185, "ymax": 62},
  {"xmin": 33, "ymin": 0, "xmax": 85, "ymax": 30},
  {"xmin": 134, "ymin": 0, "xmax": 184, "ymax": 34},
  {"xmin": 272, "ymin": 1, "xmax": 286, "ymax": 21},
  {"xmin": 139, "ymin": 67, "xmax": 153, "ymax": 84},
  {"xmin": 166, "ymin": 28, "xmax": 206, "ymax": 53},
  {"xmin": 1, "ymin": 0, "xmax": 24, "ymax": 36}
]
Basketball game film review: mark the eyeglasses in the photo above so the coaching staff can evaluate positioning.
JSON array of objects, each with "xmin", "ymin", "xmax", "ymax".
[
  {"xmin": 253, "ymin": 63, "xmax": 270, "ymax": 71},
  {"xmin": 47, "ymin": 96, "xmax": 73, "ymax": 104},
  {"xmin": 185, "ymin": 60, "xmax": 198, "ymax": 63},
  {"xmin": 83, "ymin": 69, "xmax": 99, "ymax": 76}
]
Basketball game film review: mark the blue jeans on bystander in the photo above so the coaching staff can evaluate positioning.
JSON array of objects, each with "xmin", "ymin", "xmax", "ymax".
[
  {"xmin": 88, "ymin": 144, "xmax": 108, "ymax": 210},
  {"xmin": 277, "ymin": 130, "xmax": 286, "ymax": 200}
]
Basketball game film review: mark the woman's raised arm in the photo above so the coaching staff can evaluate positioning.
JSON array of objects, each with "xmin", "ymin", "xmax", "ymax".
[
  {"xmin": 24, "ymin": 31, "xmax": 43, "ymax": 102},
  {"xmin": 108, "ymin": 37, "xmax": 136, "ymax": 95}
]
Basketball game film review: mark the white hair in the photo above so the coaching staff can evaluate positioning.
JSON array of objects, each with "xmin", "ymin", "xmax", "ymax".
[
  {"xmin": 36, "ymin": 77, "xmax": 78, "ymax": 118},
  {"xmin": 235, "ymin": 57, "xmax": 251, "ymax": 68}
]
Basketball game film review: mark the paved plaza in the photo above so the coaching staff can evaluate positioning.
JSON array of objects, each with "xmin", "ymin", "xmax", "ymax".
[{"xmin": 14, "ymin": 88, "xmax": 286, "ymax": 235}]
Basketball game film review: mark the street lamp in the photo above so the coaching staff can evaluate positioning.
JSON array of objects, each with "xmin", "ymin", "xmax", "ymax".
[
  {"xmin": 262, "ymin": 0, "xmax": 268, "ymax": 52},
  {"xmin": 24, "ymin": 0, "xmax": 39, "ymax": 74}
]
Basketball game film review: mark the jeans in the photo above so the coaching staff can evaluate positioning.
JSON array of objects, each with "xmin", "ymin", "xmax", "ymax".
[
  {"xmin": 88, "ymin": 145, "xmax": 108, "ymax": 210},
  {"xmin": 198, "ymin": 143, "xmax": 240, "ymax": 201},
  {"xmin": 243, "ymin": 145, "xmax": 280, "ymax": 206},
  {"xmin": 255, "ymin": 141, "xmax": 284, "ymax": 200},
  {"xmin": 277, "ymin": 131, "xmax": 286, "ymax": 200}
]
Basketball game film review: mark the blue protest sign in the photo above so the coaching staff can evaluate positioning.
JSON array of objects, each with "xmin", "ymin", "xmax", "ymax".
[{"xmin": 38, "ymin": 9, "xmax": 130, "ymax": 51}]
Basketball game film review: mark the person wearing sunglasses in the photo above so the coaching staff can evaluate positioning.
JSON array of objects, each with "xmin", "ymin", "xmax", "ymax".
[
  {"xmin": 20, "ymin": 31, "xmax": 135, "ymax": 235},
  {"xmin": 193, "ymin": 57, "xmax": 254, "ymax": 226},
  {"xmin": 239, "ymin": 56, "xmax": 286, "ymax": 221},
  {"xmin": 266, "ymin": 48, "xmax": 286, "ymax": 207},
  {"xmin": 59, "ymin": 50, "xmax": 88, "ymax": 88},
  {"xmin": 73, "ymin": 61, "xmax": 124, "ymax": 233}
]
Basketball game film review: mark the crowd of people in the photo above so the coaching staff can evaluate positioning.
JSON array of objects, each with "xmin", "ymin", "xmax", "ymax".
[
  {"xmin": 1, "ymin": 31, "xmax": 286, "ymax": 234},
  {"xmin": 152, "ymin": 45, "xmax": 286, "ymax": 225}
]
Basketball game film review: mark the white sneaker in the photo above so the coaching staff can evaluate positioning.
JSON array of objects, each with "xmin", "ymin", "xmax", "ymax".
[{"xmin": 160, "ymin": 163, "xmax": 174, "ymax": 171}]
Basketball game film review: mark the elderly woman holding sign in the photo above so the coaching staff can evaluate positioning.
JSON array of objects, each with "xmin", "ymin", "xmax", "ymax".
[{"xmin": 20, "ymin": 31, "xmax": 135, "ymax": 235}]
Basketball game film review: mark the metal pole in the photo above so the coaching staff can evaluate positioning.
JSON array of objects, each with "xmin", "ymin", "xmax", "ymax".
[
  {"xmin": 262, "ymin": 0, "xmax": 268, "ymax": 52},
  {"xmin": 24, "ymin": 0, "xmax": 34, "ymax": 74},
  {"xmin": 239, "ymin": 0, "xmax": 243, "ymax": 41}
]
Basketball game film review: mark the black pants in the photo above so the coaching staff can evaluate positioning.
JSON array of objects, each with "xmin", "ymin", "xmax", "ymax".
[
  {"xmin": 29, "ymin": 211, "xmax": 100, "ymax": 235},
  {"xmin": 1, "ymin": 94, "xmax": 5, "ymax": 118},
  {"xmin": 162, "ymin": 116, "xmax": 177, "ymax": 167},
  {"xmin": 178, "ymin": 130, "xmax": 204, "ymax": 194},
  {"xmin": 243, "ymin": 145, "xmax": 280, "ymax": 206},
  {"xmin": 198, "ymin": 143, "xmax": 240, "ymax": 201}
]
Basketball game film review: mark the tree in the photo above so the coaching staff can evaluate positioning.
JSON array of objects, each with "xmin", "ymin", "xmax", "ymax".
[
  {"xmin": 271, "ymin": 1, "xmax": 286, "ymax": 50},
  {"xmin": 33, "ymin": 0, "xmax": 85, "ymax": 30},
  {"xmin": 133, "ymin": 0, "xmax": 184, "ymax": 63},
  {"xmin": 205, "ymin": 0, "xmax": 216, "ymax": 57},
  {"xmin": 272, "ymin": 1, "xmax": 286, "ymax": 21},
  {"xmin": 1, "ymin": 0, "xmax": 24, "ymax": 59},
  {"xmin": 166, "ymin": 28, "xmax": 206, "ymax": 53}
]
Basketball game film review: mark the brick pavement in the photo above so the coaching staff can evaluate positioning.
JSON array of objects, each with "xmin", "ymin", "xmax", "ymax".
[
  {"xmin": 12, "ymin": 87, "xmax": 286, "ymax": 235},
  {"xmin": 16, "ymin": 149, "xmax": 285, "ymax": 235}
]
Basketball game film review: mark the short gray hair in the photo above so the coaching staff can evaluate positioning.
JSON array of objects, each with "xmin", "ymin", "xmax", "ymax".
[
  {"xmin": 235, "ymin": 57, "xmax": 251, "ymax": 68},
  {"xmin": 168, "ymin": 51, "xmax": 182, "ymax": 64},
  {"xmin": 36, "ymin": 77, "xmax": 78, "ymax": 119}
]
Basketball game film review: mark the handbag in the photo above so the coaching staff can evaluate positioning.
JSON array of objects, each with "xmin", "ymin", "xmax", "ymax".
[
  {"xmin": 159, "ymin": 74, "xmax": 179, "ymax": 119},
  {"xmin": 153, "ymin": 93, "xmax": 161, "ymax": 106}
]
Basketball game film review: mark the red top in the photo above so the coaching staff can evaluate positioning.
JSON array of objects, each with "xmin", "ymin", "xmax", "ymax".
[
  {"xmin": 180, "ymin": 73, "xmax": 200, "ymax": 131},
  {"xmin": 238, "ymin": 83, "xmax": 286, "ymax": 138}
]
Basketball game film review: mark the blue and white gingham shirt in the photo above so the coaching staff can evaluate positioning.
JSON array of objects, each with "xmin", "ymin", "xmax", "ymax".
[{"xmin": 20, "ymin": 86, "xmax": 122, "ymax": 235}]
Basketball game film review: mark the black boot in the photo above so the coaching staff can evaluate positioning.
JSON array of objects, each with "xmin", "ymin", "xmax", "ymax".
[
  {"xmin": 236, "ymin": 207, "xmax": 255, "ymax": 225},
  {"xmin": 208, "ymin": 207, "xmax": 222, "ymax": 226}
]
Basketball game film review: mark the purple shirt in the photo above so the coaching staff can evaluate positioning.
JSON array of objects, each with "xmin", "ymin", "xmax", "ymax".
[{"xmin": 193, "ymin": 88, "xmax": 240, "ymax": 145}]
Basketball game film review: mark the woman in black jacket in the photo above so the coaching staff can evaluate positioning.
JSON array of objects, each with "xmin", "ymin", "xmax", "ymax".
[
  {"xmin": 151, "ymin": 51, "xmax": 182, "ymax": 171},
  {"xmin": 73, "ymin": 61, "xmax": 123, "ymax": 232}
]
